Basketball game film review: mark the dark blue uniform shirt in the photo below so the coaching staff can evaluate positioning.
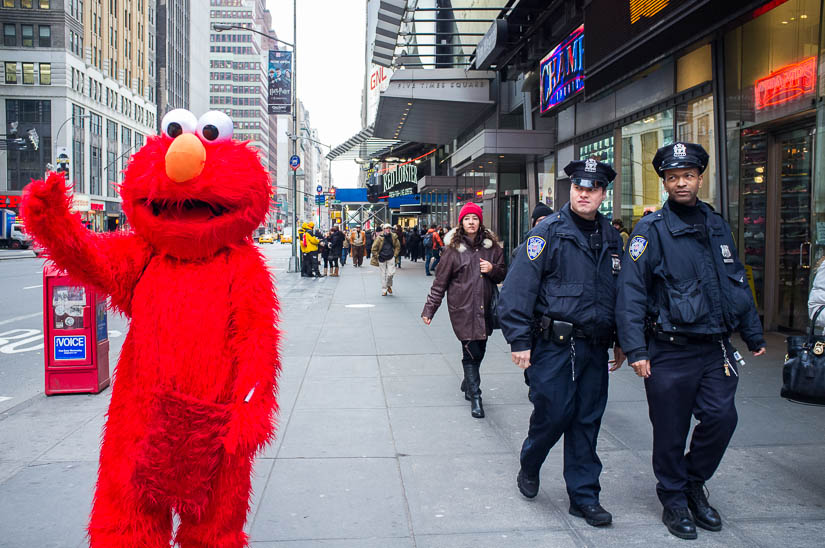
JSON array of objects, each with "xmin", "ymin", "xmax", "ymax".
[
  {"xmin": 615, "ymin": 200, "xmax": 765, "ymax": 364},
  {"xmin": 499, "ymin": 203, "xmax": 624, "ymax": 352}
]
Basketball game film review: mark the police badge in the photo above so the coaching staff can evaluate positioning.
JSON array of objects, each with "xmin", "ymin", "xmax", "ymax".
[
  {"xmin": 720, "ymin": 244, "xmax": 734, "ymax": 263},
  {"xmin": 673, "ymin": 143, "xmax": 687, "ymax": 158},
  {"xmin": 584, "ymin": 158, "xmax": 598, "ymax": 173},
  {"xmin": 526, "ymin": 236, "xmax": 546, "ymax": 261}
]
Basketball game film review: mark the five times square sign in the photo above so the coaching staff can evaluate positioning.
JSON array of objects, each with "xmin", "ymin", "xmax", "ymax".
[{"xmin": 540, "ymin": 24, "xmax": 584, "ymax": 113}]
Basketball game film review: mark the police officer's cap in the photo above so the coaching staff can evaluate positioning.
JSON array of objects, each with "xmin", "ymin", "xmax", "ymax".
[
  {"xmin": 652, "ymin": 142, "xmax": 709, "ymax": 177},
  {"xmin": 564, "ymin": 159, "xmax": 616, "ymax": 188}
]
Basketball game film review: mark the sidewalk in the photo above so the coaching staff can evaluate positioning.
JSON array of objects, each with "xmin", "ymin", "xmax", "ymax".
[
  {"xmin": 1, "ymin": 252, "xmax": 824, "ymax": 547},
  {"xmin": 0, "ymin": 249, "xmax": 36, "ymax": 260}
]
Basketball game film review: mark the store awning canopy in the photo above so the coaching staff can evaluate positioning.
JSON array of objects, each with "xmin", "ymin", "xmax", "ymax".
[
  {"xmin": 373, "ymin": 69, "xmax": 496, "ymax": 145},
  {"xmin": 327, "ymin": 125, "xmax": 406, "ymax": 161},
  {"xmin": 372, "ymin": 0, "xmax": 407, "ymax": 68}
]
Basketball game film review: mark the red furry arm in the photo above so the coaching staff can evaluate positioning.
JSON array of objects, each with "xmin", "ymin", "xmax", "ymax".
[
  {"xmin": 21, "ymin": 173, "xmax": 150, "ymax": 315},
  {"xmin": 223, "ymin": 246, "xmax": 281, "ymax": 456}
]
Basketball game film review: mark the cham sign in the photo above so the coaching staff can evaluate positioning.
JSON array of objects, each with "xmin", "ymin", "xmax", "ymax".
[
  {"xmin": 540, "ymin": 25, "xmax": 584, "ymax": 113},
  {"xmin": 754, "ymin": 57, "xmax": 816, "ymax": 110}
]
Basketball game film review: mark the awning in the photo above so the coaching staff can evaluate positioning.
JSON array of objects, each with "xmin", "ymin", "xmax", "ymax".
[
  {"xmin": 374, "ymin": 69, "xmax": 496, "ymax": 145},
  {"xmin": 326, "ymin": 125, "xmax": 406, "ymax": 161},
  {"xmin": 372, "ymin": 0, "xmax": 407, "ymax": 67},
  {"xmin": 452, "ymin": 129, "xmax": 555, "ymax": 173}
]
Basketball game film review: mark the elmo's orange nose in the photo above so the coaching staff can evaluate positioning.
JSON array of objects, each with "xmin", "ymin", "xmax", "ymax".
[{"xmin": 165, "ymin": 133, "xmax": 206, "ymax": 182}]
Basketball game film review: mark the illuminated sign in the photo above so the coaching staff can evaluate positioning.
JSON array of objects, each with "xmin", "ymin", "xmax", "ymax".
[
  {"xmin": 382, "ymin": 164, "xmax": 418, "ymax": 198},
  {"xmin": 540, "ymin": 25, "xmax": 584, "ymax": 113},
  {"xmin": 754, "ymin": 57, "xmax": 816, "ymax": 110},
  {"xmin": 629, "ymin": 0, "xmax": 670, "ymax": 24}
]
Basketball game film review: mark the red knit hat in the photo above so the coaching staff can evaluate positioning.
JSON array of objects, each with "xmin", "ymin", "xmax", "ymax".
[{"xmin": 458, "ymin": 202, "xmax": 483, "ymax": 224}]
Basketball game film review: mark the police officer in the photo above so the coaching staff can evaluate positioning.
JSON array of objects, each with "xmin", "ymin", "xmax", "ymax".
[
  {"xmin": 499, "ymin": 159, "xmax": 626, "ymax": 527},
  {"xmin": 615, "ymin": 142, "xmax": 766, "ymax": 540}
]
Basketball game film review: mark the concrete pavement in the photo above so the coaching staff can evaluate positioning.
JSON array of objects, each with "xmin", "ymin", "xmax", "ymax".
[{"xmin": 1, "ymin": 246, "xmax": 824, "ymax": 547}]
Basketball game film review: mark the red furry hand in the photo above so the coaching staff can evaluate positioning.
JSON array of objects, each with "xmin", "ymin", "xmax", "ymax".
[{"xmin": 22, "ymin": 171, "xmax": 73, "ymax": 223}]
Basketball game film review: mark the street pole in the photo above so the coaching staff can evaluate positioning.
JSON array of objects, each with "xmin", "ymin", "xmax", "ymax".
[{"xmin": 289, "ymin": 0, "xmax": 299, "ymax": 273}]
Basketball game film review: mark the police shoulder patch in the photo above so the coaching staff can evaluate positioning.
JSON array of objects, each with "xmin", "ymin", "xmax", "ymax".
[
  {"xmin": 628, "ymin": 235, "xmax": 648, "ymax": 262},
  {"xmin": 526, "ymin": 236, "xmax": 547, "ymax": 261}
]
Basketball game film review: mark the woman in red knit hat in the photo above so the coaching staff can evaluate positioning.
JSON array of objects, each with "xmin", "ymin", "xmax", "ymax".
[{"xmin": 421, "ymin": 202, "xmax": 507, "ymax": 418}]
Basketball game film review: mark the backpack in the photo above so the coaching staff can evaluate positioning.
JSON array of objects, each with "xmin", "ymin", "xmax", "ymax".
[{"xmin": 423, "ymin": 232, "xmax": 433, "ymax": 248}]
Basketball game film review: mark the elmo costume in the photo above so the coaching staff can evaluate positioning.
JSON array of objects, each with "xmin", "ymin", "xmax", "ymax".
[{"xmin": 21, "ymin": 109, "xmax": 280, "ymax": 548}]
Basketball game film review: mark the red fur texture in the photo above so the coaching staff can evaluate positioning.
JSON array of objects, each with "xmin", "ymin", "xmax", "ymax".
[{"xmin": 21, "ymin": 130, "xmax": 280, "ymax": 548}]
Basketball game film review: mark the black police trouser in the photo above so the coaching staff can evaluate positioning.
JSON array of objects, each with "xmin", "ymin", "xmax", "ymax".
[
  {"xmin": 645, "ymin": 337, "xmax": 738, "ymax": 509},
  {"xmin": 521, "ymin": 336, "xmax": 609, "ymax": 505}
]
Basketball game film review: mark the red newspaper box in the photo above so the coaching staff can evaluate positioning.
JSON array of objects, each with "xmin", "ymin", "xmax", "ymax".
[{"xmin": 42, "ymin": 264, "xmax": 111, "ymax": 395}]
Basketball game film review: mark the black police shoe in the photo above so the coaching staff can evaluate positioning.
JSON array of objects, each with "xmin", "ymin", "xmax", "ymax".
[
  {"xmin": 517, "ymin": 468, "xmax": 539, "ymax": 499},
  {"xmin": 686, "ymin": 482, "xmax": 722, "ymax": 531},
  {"xmin": 662, "ymin": 506, "xmax": 698, "ymax": 540},
  {"xmin": 569, "ymin": 502, "xmax": 612, "ymax": 527}
]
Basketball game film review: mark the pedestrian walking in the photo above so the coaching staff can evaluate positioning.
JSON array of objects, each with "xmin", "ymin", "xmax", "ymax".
[
  {"xmin": 407, "ymin": 228, "xmax": 421, "ymax": 262},
  {"xmin": 341, "ymin": 232, "xmax": 350, "ymax": 266},
  {"xmin": 320, "ymin": 231, "xmax": 331, "ymax": 276},
  {"xmin": 424, "ymin": 224, "xmax": 444, "ymax": 276},
  {"xmin": 616, "ymin": 142, "xmax": 766, "ymax": 540},
  {"xmin": 394, "ymin": 225, "xmax": 405, "ymax": 268},
  {"xmin": 350, "ymin": 225, "xmax": 367, "ymax": 267},
  {"xmin": 421, "ymin": 203, "xmax": 506, "ymax": 418},
  {"xmin": 371, "ymin": 223, "xmax": 400, "ymax": 296},
  {"xmin": 327, "ymin": 225, "xmax": 344, "ymax": 277},
  {"xmin": 365, "ymin": 228, "xmax": 375, "ymax": 259},
  {"xmin": 611, "ymin": 218, "xmax": 629, "ymax": 250},
  {"xmin": 498, "ymin": 159, "xmax": 626, "ymax": 528},
  {"xmin": 298, "ymin": 222, "xmax": 312, "ymax": 278}
]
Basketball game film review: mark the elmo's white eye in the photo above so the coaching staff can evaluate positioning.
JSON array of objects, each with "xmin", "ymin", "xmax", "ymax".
[
  {"xmin": 197, "ymin": 111, "xmax": 234, "ymax": 143},
  {"xmin": 161, "ymin": 109, "xmax": 197, "ymax": 139}
]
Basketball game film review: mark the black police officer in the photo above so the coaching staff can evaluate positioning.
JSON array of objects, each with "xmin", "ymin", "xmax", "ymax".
[
  {"xmin": 499, "ymin": 159, "xmax": 626, "ymax": 527},
  {"xmin": 616, "ymin": 142, "xmax": 766, "ymax": 540}
]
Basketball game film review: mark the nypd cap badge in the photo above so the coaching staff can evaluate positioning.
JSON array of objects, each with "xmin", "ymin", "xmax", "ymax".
[
  {"xmin": 628, "ymin": 235, "xmax": 648, "ymax": 262},
  {"xmin": 526, "ymin": 236, "xmax": 546, "ymax": 261}
]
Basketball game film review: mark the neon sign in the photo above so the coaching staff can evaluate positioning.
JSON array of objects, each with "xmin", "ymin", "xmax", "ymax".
[
  {"xmin": 754, "ymin": 57, "xmax": 816, "ymax": 110},
  {"xmin": 629, "ymin": 0, "xmax": 670, "ymax": 24},
  {"xmin": 540, "ymin": 25, "xmax": 584, "ymax": 113}
]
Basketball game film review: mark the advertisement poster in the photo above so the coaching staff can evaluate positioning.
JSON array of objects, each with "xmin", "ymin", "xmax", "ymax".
[
  {"xmin": 52, "ymin": 285, "xmax": 86, "ymax": 329},
  {"xmin": 268, "ymin": 50, "xmax": 292, "ymax": 115}
]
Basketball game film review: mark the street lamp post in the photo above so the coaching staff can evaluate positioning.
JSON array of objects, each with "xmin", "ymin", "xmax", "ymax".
[{"xmin": 213, "ymin": 10, "xmax": 300, "ymax": 272}]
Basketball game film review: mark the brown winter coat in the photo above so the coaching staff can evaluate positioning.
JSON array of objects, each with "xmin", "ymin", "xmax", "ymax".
[{"xmin": 422, "ymin": 228, "xmax": 507, "ymax": 341}]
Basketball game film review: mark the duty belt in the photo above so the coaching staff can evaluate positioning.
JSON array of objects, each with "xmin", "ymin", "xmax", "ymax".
[
  {"xmin": 535, "ymin": 316, "xmax": 614, "ymax": 346},
  {"xmin": 653, "ymin": 330, "xmax": 728, "ymax": 346}
]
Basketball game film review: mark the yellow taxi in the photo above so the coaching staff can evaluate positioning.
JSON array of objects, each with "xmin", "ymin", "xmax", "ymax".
[
  {"xmin": 258, "ymin": 234, "xmax": 275, "ymax": 244},
  {"xmin": 279, "ymin": 235, "xmax": 292, "ymax": 244}
]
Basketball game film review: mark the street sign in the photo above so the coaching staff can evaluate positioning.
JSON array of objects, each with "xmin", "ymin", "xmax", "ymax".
[
  {"xmin": 289, "ymin": 155, "xmax": 300, "ymax": 170},
  {"xmin": 316, "ymin": 185, "xmax": 323, "ymax": 193}
]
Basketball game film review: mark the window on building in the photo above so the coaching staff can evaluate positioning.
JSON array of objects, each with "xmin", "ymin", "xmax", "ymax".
[
  {"xmin": 6, "ymin": 99, "xmax": 52, "ymax": 191},
  {"xmin": 39, "ymin": 63, "xmax": 50, "ymax": 84},
  {"xmin": 22, "ymin": 0, "xmax": 32, "ymax": 7},
  {"xmin": 40, "ymin": 0, "xmax": 50, "ymax": 7},
  {"xmin": 4, "ymin": 62, "xmax": 16, "ymax": 84},
  {"xmin": 3, "ymin": 0, "xmax": 15, "ymax": 8},
  {"xmin": 39, "ymin": 25, "xmax": 50, "ymax": 47},
  {"xmin": 677, "ymin": 95, "xmax": 717, "ymax": 209},
  {"xmin": 3, "ymin": 24, "xmax": 15, "ymax": 46},
  {"xmin": 72, "ymin": 104, "xmax": 85, "ymax": 192},
  {"xmin": 21, "ymin": 24, "xmax": 33, "ymax": 47},
  {"xmin": 621, "ymin": 110, "xmax": 674, "ymax": 227},
  {"xmin": 22, "ymin": 63, "xmax": 34, "ymax": 84},
  {"xmin": 578, "ymin": 136, "xmax": 616, "ymax": 219}
]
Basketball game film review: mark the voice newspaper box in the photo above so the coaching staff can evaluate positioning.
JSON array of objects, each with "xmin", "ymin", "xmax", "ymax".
[{"xmin": 43, "ymin": 264, "xmax": 111, "ymax": 395}]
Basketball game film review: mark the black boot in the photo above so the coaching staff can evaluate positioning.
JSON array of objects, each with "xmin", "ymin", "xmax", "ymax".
[
  {"xmin": 459, "ymin": 378, "xmax": 470, "ymax": 401},
  {"xmin": 662, "ymin": 506, "xmax": 698, "ymax": 540},
  {"xmin": 686, "ymin": 481, "xmax": 722, "ymax": 531},
  {"xmin": 461, "ymin": 363, "xmax": 484, "ymax": 418}
]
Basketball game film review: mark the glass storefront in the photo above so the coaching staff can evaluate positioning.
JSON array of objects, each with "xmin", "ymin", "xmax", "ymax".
[
  {"xmin": 621, "ymin": 111, "xmax": 673, "ymax": 227},
  {"xmin": 538, "ymin": 154, "xmax": 555, "ymax": 210}
]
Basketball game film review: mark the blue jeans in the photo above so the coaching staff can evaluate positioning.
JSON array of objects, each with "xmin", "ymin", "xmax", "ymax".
[
  {"xmin": 424, "ymin": 248, "xmax": 433, "ymax": 275},
  {"xmin": 341, "ymin": 247, "xmax": 349, "ymax": 264}
]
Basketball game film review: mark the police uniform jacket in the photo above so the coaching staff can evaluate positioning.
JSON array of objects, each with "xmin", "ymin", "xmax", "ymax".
[
  {"xmin": 615, "ymin": 200, "xmax": 765, "ymax": 364},
  {"xmin": 499, "ymin": 203, "xmax": 624, "ymax": 352}
]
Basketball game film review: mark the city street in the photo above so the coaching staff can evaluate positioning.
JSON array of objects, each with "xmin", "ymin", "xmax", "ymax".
[{"xmin": 0, "ymin": 243, "xmax": 823, "ymax": 547}]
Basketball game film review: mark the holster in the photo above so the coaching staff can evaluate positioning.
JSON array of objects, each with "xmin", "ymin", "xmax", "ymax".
[{"xmin": 538, "ymin": 316, "xmax": 573, "ymax": 345}]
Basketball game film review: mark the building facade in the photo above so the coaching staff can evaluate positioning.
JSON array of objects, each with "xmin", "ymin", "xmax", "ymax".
[{"xmin": 1, "ymin": 0, "xmax": 157, "ymax": 231}]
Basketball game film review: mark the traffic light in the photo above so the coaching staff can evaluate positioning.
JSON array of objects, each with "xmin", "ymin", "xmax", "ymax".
[
  {"xmin": 324, "ymin": 195, "xmax": 330, "ymax": 206},
  {"xmin": 366, "ymin": 181, "xmax": 380, "ymax": 203}
]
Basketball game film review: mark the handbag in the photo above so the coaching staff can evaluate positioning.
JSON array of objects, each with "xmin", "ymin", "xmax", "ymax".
[
  {"xmin": 782, "ymin": 305, "xmax": 825, "ymax": 405},
  {"xmin": 487, "ymin": 282, "xmax": 501, "ymax": 331}
]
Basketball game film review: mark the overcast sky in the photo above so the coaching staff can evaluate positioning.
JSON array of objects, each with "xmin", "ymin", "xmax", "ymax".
[{"xmin": 266, "ymin": 0, "xmax": 366, "ymax": 188}]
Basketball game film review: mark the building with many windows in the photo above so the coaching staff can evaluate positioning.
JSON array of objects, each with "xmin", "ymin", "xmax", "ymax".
[{"xmin": 1, "ymin": 0, "xmax": 157, "ymax": 231}]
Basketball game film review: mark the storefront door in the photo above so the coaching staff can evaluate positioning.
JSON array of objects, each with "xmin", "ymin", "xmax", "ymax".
[
  {"xmin": 775, "ymin": 127, "xmax": 814, "ymax": 331},
  {"xmin": 740, "ymin": 123, "xmax": 815, "ymax": 332},
  {"xmin": 499, "ymin": 192, "xmax": 529, "ymax": 261}
]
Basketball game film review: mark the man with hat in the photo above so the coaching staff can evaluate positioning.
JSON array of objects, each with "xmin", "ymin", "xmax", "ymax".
[
  {"xmin": 499, "ymin": 158, "xmax": 626, "ymax": 528},
  {"xmin": 616, "ymin": 142, "xmax": 766, "ymax": 540},
  {"xmin": 370, "ymin": 223, "xmax": 401, "ymax": 296}
]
